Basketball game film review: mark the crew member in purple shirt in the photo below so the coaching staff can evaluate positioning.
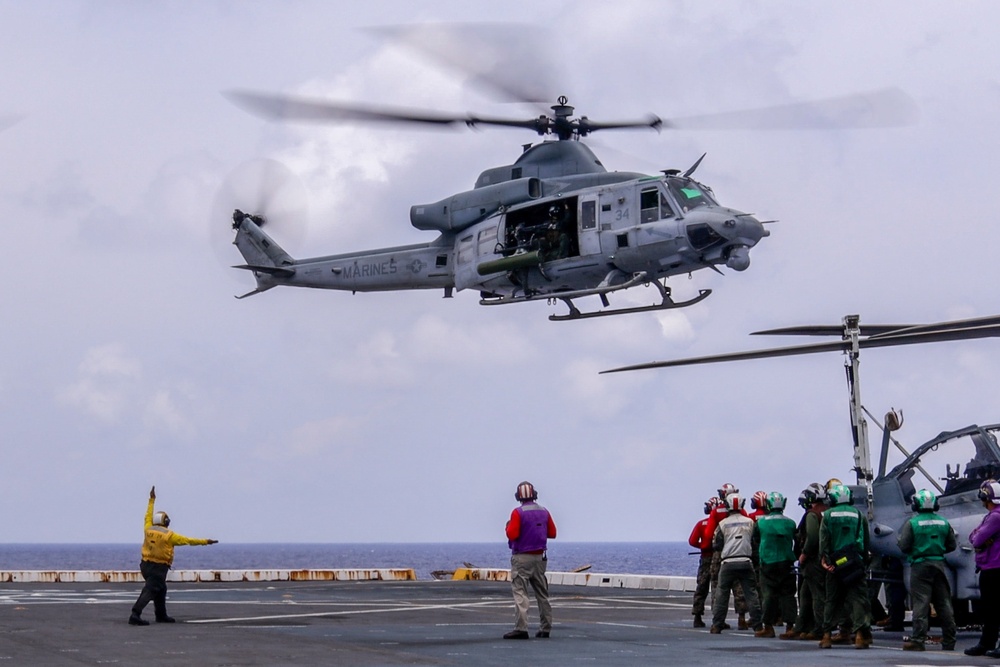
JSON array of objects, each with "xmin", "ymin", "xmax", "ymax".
[
  {"xmin": 504, "ymin": 481, "xmax": 557, "ymax": 639},
  {"xmin": 965, "ymin": 480, "xmax": 1000, "ymax": 657}
]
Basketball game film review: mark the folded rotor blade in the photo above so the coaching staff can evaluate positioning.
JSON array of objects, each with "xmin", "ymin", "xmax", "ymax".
[
  {"xmin": 753, "ymin": 324, "xmax": 914, "ymax": 337},
  {"xmin": 866, "ymin": 314, "xmax": 1000, "ymax": 339},
  {"xmin": 601, "ymin": 339, "xmax": 852, "ymax": 374},
  {"xmin": 754, "ymin": 314, "xmax": 1000, "ymax": 338},
  {"xmin": 601, "ymin": 323, "xmax": 1000, "ymax": 374},
  {"xmin": 665, "ymin": 87, "xmax": 917, "ymax": 131}
]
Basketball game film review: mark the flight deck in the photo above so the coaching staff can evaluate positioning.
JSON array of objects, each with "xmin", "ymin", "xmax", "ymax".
[{"xmin": 0, "ymin": 578, "xmax": 982, "ymax": 666}]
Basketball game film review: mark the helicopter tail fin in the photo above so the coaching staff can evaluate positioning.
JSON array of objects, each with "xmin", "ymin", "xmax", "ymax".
[{"xmin": 231, "ymin": 213, "xmax": 296, "ymax": 294}]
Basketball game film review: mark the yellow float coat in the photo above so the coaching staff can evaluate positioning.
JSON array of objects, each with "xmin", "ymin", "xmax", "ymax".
[{"xmin": 140, "ymin": 497, "xmax": 210, "ymax": 566}]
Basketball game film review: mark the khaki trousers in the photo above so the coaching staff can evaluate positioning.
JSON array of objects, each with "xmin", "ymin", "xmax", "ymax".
[{"xmin": 511, "ymin": 552, "xmax": 552, "ymax": 632}]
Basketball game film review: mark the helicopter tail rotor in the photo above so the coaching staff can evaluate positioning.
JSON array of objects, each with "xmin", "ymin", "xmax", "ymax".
[{"xmin": 210, "ymin": 158, "xmax": 309, "ymax": 282}]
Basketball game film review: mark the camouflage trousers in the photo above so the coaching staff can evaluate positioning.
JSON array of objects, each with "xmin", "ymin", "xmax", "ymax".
[
  {"xmin": 711, "ymin": 550, "xmax": 748, "ymax": 614},
  {"xmin": 692, "ymin": 555, "xmax": 712, "ymax": 616}
]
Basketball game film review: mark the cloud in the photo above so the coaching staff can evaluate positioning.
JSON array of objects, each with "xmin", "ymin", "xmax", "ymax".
[
  {"xmin": 143, "ymin": 388, "xmax": 195, "ymax": 440},
  {"xmin": 561, "ymin": 358, "xmax": 629, "ymax": 419},
  {"xmin": 252, "ymin": 414, "xmax": 364, "ymax": 462},
  {"xmin": 58, "ymin": 345, "xmax": 197, "ymax": 443},
  {"xmin": 58, "ymin": 344, "xmax": 141, "ymax": 423}
]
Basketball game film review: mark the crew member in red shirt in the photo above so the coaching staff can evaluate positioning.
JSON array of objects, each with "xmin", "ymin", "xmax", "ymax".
[
  {"xmin": 689, "ymin": 497, "xmax": 720, "ymax": 627},
  {"xmin": 504, "ymin": 481, "xmax": 557, "ymax": 640}
]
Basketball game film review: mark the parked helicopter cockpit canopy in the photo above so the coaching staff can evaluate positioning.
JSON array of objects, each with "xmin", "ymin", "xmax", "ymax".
[
  {"xmin": 870, "ymin": 423, "xmax": 1000, "ymax": 601},
  {"xmin": 882, "ymin": 424, "xmax": 1000, "ymax": 505}
]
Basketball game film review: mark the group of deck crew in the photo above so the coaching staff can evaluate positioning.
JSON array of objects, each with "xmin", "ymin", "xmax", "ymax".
[{"xmin": 689, "ymin": 479, "xmax": 1000, "ymax": 654}]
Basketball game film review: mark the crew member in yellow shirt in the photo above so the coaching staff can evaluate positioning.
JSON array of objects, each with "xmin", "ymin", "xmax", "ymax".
[{"xmin": 128, "ymin": 486, "xmax": 218, "ymax": 625}]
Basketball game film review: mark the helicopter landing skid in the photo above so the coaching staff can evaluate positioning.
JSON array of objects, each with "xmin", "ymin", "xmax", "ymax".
[
  {"xmin": 479, "ymin": 273, "xmax": 712, "ymax": 320},
  {"xmin": 550, "ymin": 287, "xmax": 712, "ymax": 321}
]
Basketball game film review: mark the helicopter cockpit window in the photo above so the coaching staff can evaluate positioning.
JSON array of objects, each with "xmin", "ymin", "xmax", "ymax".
[
  {"xmin": 640, "ymin": 188, "xmax": 675, "ymax": 223},
  {"xmin": 888, "ymin": 426, "xmax": 1000, "ymax": 502},
  {"xmin": 686, "ymin": 223, "xmax": 724, "ymax": 250},
  {"xmin": 666, "ymin": 179, "xmax": 715, "ymax": 213}
]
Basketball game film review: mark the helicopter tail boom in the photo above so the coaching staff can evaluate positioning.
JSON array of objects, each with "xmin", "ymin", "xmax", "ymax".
[{"xmin": 231, "ymin": 212, "xmax": 296, "ymax": 295}]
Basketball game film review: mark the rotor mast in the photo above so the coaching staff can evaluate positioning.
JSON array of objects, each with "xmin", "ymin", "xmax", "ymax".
[{"xmin": 843, "ymin": 314, "xmax": 875, "ymax": 520}]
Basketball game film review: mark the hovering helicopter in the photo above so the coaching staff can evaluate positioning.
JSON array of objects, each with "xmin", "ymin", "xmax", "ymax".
[
  {"xmin": 226, "ymin": 94, "xmax": 766, "ymax": 319},
  {"xmin": 604, "ymin": 313, "xmax": 1000, "ymax": 614},
  {"xmin": 221, "ymin": 26, "xmax": 915, "ymax": 320}
]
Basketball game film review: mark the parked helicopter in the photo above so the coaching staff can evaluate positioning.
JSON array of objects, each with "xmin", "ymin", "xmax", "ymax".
[
  {"xmin": 604, "ymin": 313, "xmax": 1000, "ymax": 613},
  {"xmin": 222, "ymin": 37, "xmax": 915, "ymax": 319}
]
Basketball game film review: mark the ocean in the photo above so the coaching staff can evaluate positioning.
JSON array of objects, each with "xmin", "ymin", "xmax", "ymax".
[{"xmin": 0, "ymin": 542, "xmax": 696, "ymax": 580}]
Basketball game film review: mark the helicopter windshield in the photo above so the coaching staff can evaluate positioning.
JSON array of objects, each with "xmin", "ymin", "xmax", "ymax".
[
  {"xmin": 886, "ymin": 425, "xmax": 1000, "ymax": 502},
  {"xmin": 665, "ymin": 178, "xmax": 716, "ymax": 213}
]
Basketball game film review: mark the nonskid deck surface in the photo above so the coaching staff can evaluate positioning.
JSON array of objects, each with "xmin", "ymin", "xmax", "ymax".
[{"xmin": 0, "ymin": 580, "xmax": 981, "ymax": 666}]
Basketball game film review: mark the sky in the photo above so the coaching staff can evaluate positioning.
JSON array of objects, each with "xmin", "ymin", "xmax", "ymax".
[{"xmin": 2, "ymin": 1, "xmax": 1000, "ymax": 546}]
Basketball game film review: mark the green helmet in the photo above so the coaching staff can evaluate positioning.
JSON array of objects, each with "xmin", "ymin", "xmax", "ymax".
[
  {"xmin": 765, "ymin": 491, "xmax": 787, "ymax": 512},
  {"xmin": 910, "ymin": 488, "xmax": 939, "ymax": 512},
  {"xmin": 828, "ymin": 483, "xmax": 853, "ymax": 506}
]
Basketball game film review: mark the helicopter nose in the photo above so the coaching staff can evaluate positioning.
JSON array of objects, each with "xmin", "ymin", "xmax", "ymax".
[
  {"xmin": 726, "ymin": 245, "xmax": 751, "ymax": 271},
  {"xmin": 719, "ymin": 213, "xmax": 767, "ymax": 271},
  {"xmin": 715, "ymin": 212, "xmax": 767, "ymax": 245}
]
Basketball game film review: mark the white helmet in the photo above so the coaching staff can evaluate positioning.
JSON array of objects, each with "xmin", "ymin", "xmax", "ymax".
[
  {"xmin": 725, "ymin": 493, "xmax": 744, "ymax": 512},
  {"xmin": 152, "ymin": 511, "xmax": 170, "ymax": 527},
  {"xmin": 718, "ymin": 482, "xmax": 738, "ymax": 499}
]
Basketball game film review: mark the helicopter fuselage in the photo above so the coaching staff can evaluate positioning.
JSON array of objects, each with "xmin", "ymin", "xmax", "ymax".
[{"xmin": 231, "ymin": 141, "xmax": 767, "ymax": 314}]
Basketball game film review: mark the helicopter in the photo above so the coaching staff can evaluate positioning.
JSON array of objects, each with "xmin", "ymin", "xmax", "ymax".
[
  {"xmin": 221, "ymin": 26, "xmax": 916, "ymax": 320},
  {"xmin": 225, "ymin": 94, "xmax": 764, "ymax": 320},
  {"xmin": 603, "ymin": 313, "xmax": 1000, "ymax": 614}
]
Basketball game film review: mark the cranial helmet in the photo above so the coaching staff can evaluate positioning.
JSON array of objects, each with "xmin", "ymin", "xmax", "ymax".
[
  {"xmin": 718, "ymin": 482, "xmax": 738, "ymax": 499},
  {"xmin": 515, "ymin": 481, "xmax": 537, "ymax": 502},
  {"xmin": 911, "ymin": 488, "xmax": 939, "ymax": 512},
  {"xmin": 704, "ymin": 496, "xmax": 721, "ymax": 515},
  {"xmin": 798, "ymin": 482, "xmax": 827, "ymax": 509},
  {"xmin": 979, "ymin": 480, "xmax": 1000, "ymax": 504},
  {"xmin": 828, "ymin": 483, "xmax": 853, "ymax": 506},
  {"xmin": 825, "ymin": 478, "xmax": 843, "ymax": 492},
  {"xmin": 751, "ymin": 490, "xmax": 768, "ymax": 511},
  {"xmin": 725, "ymin": 493, "xmax": 744, "ymax": 512},
  {"xmin": 766, "ymin": 491, "xmax": 787, "ymax": 512},
  {"xmin": 152, "ymin": 511, "xmax": 170, "ymax": 528}
]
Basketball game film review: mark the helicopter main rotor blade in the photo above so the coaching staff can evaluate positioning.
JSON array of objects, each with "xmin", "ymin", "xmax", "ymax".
[
  {"xmin": 602, "ymin": 339, "xmax": 853, "ymax": 373},
  {"xmin": 367, "ymin": 23, "xmax": 558, "ymax": 108},
  {"xmin": 865, "ymin": 314, "xmax": 1000, "ymax": 339},
  {"xmin": 665, "ymin": 87, "xmax": 917, "ymax": 131},
  {"xmin": 226, "ymin": 90, "xmax": 664, "ymax": 138},
  {"xmin": 224, "ymin": 90, "xmax": 469, "ymax": 127},
  {"xmin": 753, "ymin": 324, "xmax": 915, "ymax": 337},
  {"xmin": 753, "ymin": 314, "xmax": 1000, "ymax": 338},
  {"xmin": 601, "ymin": 322, "xmax": 1000, "ymax": 374}
]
